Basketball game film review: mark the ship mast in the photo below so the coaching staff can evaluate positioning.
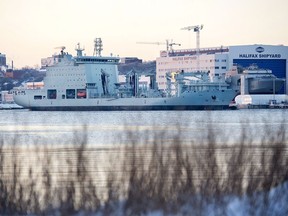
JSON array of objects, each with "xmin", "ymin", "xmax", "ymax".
[
  {"xmin": 93, "ymin": 38, "xmax": 103, "ymax": 56},
  {"xmin": 75, "ymin": 43, "xmax": 85, "ymax": 57}
]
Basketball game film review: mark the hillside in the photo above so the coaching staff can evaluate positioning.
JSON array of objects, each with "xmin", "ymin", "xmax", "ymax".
[{"xmin": 118, "ymin": 61, "xmax": 156, "ymax": 75}]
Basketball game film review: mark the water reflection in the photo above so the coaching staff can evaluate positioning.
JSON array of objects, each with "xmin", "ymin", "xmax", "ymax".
[{"xmin": 0, "ymin": 109, "xmax": 287, "ymax": 146}]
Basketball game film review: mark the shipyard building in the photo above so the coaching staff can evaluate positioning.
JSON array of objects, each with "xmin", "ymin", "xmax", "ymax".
[{"xmin": 156, "ymin": 44, "xmax": 288, "ymax": 94}]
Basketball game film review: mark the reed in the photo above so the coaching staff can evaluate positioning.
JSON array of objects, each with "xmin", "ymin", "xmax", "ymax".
[{"xmin": 0, "ymin": 116, "xmax": 287, "ymax": 215}]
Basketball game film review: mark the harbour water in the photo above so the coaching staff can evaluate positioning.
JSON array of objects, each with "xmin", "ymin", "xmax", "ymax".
[{"xmin": 0, "ymin": 109, "xmax": 287, "ymax": 147}]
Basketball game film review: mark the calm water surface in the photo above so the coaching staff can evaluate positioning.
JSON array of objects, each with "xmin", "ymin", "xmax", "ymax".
[{"xmin": 0, "ymin": 109, "xmax": 287, "ymax": 146}]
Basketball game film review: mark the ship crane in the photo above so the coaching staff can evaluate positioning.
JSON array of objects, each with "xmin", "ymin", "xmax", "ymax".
[
  {"xmin": 181, "ymin": 24, "xmax": 204, "ymax": 71},
  {"xmin": 136, "ymin": 39, "xmax": 181, "ymax": 54}
]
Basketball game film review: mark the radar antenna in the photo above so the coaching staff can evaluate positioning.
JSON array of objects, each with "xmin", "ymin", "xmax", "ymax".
[
  {"xmin": 55, "ymin": 46, "xmax": 66, "ymax": 56},
  {"xmin": 55, "ymin": 46, "xmax": 66, "ymax": 52},
  {"xmin": 94, "ymin": 38, "xmax": 103, "ymax": 56},
  {"xmin": 181, "ymin": 24, "xmax": 204, "ymax": 71}
]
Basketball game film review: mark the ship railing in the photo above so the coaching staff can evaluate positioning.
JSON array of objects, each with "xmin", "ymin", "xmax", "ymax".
[{"xmin": 88, "ymin": 93, "xmax": 120, "ymax": 99}]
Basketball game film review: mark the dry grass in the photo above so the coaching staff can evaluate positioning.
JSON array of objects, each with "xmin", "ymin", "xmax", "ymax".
[{"xmin": 0, "ymin": 119, "xmax": 287, "ymax": 215}]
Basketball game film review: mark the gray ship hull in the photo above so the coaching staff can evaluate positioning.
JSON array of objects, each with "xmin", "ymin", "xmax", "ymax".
[
  {"xmin": 29, "ymin": 105, "xmax": 231, "ymax": 111},
  {"xmin": 14, "ymin": 89, "xmax": 238, "ymax": 111}
]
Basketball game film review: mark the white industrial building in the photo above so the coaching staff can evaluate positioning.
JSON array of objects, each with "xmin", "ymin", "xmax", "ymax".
[{"xmin": 156, "ymin": 44, "xmax": 288, "ymax": 94}]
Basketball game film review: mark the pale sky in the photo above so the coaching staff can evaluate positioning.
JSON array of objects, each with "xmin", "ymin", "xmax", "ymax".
[{"xmin": 1, "ymin": 0, "xmax": 288, "ymax": 68}]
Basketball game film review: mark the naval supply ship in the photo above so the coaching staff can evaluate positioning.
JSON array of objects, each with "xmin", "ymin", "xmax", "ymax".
[{"xmin": 13, "ymin": 40, "xmax": 240, "ymax": 111}]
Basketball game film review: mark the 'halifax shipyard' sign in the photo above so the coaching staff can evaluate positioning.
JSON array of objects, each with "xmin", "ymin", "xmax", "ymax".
[{"xmin": 239, "ymin": 46, "xmax": 281, "ymax": 58}]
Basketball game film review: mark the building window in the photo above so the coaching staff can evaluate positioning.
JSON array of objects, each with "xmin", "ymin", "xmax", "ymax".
[
  {"xmin": 215, "ymin": 66, "xmax": 219, "ymax": 69},
  {"xmin": 221, "ymin": 66, "xmax": 226, "ymax": 69}
]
